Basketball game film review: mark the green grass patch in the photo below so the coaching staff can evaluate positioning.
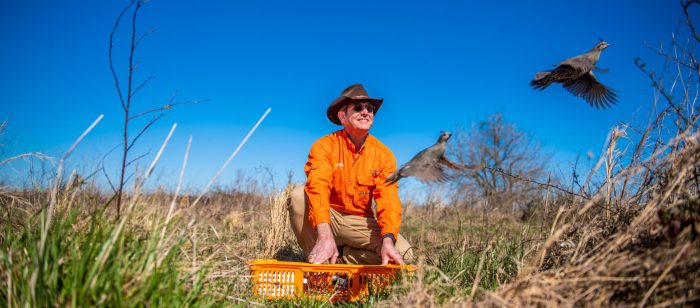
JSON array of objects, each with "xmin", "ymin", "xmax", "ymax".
[{"xmin": 0, "ymin": 207, "xmax": 216, "ymax": 307}]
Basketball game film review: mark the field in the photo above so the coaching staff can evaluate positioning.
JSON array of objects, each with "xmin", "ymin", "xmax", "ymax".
[
  {"xmin": 0, "ymin": 180, "xmax": 541, "ymax": 306},
  {"xmin": 2, "ymin": 2, "xmax": 700, "ymax": 307},
  {"xmin": 2, "ymin": 147, "xmax": 699, "ymax": 307}
]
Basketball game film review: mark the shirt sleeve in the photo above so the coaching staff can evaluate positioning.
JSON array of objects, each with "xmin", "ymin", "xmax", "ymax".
[
  {"xmin": 304, "ymin": 138, "xmax": 334, "ymax": 229},
  {"xmin": 373, "ymin": 148, "xmax": 402, "ymax": 239}
]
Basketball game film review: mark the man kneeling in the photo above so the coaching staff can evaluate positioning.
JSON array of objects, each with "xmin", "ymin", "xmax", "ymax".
[{"xmin": 288, "ymin": 84, "xmax": 413, "ymax": 265}]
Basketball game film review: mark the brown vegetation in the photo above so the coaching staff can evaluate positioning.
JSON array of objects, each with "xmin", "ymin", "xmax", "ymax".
[{"xmin": 2, "ymin": 2, "xmax": 700, "ymax": 307}]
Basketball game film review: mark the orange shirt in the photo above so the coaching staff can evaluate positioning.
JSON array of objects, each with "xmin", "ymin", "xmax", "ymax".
[{"xmin": 304, "ymin": 130, "xmax": 402, "ymax": 239}]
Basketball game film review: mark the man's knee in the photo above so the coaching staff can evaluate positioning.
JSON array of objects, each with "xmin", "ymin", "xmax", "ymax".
[
  {"xmin": 341, "ymin": 246, "xmax": 381, "ymax": 265},
  {"xmin": 396, "ymin": 234, "xmax": 415, "ymax": 263},
  {"xmin": 288, "ymin": 185, "xmax": 306, "ymax": 216}
]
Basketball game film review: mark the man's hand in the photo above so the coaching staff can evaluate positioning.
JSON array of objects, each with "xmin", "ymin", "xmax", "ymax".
[
  {"xmin": 308, "ymin": 223, "xmax": 339, "ymax": 264},
  {"xmin": 380, "ymin": 236, "xmax": 404, "ymax": 265}
]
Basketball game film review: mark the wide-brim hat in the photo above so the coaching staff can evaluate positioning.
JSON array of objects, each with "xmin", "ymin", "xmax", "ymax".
[{"xmin": 327, "ymin": 84, "xmax": 383, "ymax": 125}]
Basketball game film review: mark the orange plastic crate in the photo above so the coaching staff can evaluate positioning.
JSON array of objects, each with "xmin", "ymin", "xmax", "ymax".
[{"xmin": 249, "ymin": 259, "xmax": 416, "ymax": 302}]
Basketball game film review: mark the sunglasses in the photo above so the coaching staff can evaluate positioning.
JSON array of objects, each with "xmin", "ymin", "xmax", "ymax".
[{"xmin": 348, "ymin": 103, "xmax": 375, "ymax": 113}]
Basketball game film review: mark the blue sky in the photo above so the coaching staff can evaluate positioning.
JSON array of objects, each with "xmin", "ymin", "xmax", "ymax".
[{"xmin": 0, "ymin": 0, "xmax": 684, "ymax": 191}]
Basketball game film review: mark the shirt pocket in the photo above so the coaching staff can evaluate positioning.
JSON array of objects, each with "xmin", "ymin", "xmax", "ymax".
[{"xmin": 356, "ymin": 174, "xmax": 376, "ymax": 206}]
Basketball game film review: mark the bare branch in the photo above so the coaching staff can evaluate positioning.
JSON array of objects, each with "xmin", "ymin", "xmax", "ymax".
[
  {"xmin": 129, "ymin": 99, "xmax": 202, "ymax": 121},
  {"xmin": 126, "ymin": 113, "xmax": 168, "ymax": 152},
  {"xmin": 125, "ymin": 151, "xmax": 151, "ymax": 169},
  {"xmin": 111, "ymin": 0, "xmax": 196, "ymax": 217},
  {"xmin": 101, "ymin": 165, "xmax": 118, "ymax": 194},
  {"xmin": 450, "ymin": 113, "xmax": 551, "ymax": 212},
  {"xmin": 135, "ymin": 27, "xmax": 156, "ymax": 48},
  {"xmin": 483, "ymin": 166, "xmax": 590, "ymax": 200},
  {"xmin": 635, "ymin": 57, "xmax": 691, "ymax": 128},
  {"xmin": 125, "ymin": 0, "xmax": 142, "ymax": 109},
  {"xmin": 115, "ymin": 0, "xmax": 143, "ymax": 217},
  {"xmin": 130, "ymin": 76, "xmax": 156, "ymax": 98},
  {"xmin": 123, "ymin": 172, "xmax": 135, "ymax": 188},
  {"xmin": 682, "ymin": 0, "xmax": 700, "ymax": 44},
  {"xmin": 108, "ymin": 0, "xmax": 135, "ymax": 111}
]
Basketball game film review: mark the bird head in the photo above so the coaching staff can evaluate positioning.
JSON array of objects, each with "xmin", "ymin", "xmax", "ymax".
[
  {"xmin": 594, "ymin": 39, "xmax": 610, "ymax": 51},
  {"xmin": 438, "ymin": 131, "xmax": 452, "ymax": 143}
]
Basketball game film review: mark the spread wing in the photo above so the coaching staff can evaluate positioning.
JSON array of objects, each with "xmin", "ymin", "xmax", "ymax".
[
  {"xmin": 395, "ymin": 161, "xmax": 450, "ymax": 183},
  {"xmin": 531, "ymin": 64, "xmax": 584, "ymax": 90},
  {"xmin": 548, "ymin": 64, "xmax": 584, "ymax": 82},
  {"xmin": 386, "ymin": 149, "xmax": 451, "ymax": 184},
  {"xmin": 563, "ymin": 72, "xmax": 618, "ymax": 109}
]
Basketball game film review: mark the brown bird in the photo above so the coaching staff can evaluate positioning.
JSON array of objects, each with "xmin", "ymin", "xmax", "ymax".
[
  {"xmin": 531, "ymin": 40, "xmax": 617, "ymax": 109},
  {"xmin": 386, "ymin": 131, "xmax": 470, "ymax": 184}
]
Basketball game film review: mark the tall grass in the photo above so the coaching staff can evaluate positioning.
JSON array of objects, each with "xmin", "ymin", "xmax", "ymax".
[
  {"xmin": 3, "ymin": 5, "xmax": 698, "ymax": 306},
  {"xmin": 0, "ymin": 204, "xmax": 213, "ymax": 306},
  {"xmin": 0, "ymin": 121, "xmax": 216, "ymax": 307},
  {"xmin": 0, "ymin": 145, "xmax": 536, "ymax": 308},
  {"xmin": 474, "ymin": 9, "xmax": 700, "ymax": 306}
]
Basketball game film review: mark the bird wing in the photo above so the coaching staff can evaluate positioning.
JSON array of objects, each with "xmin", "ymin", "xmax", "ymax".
[
  {"xmin": 533, "ymin": 49, "xmax": 598, "ymax": 89},
  {"xmin": 563, "ymin": 72, "xmax": 618, "ymax": 109},
  {"xmin": 560, "ymin": 54, "xmax": 596, "ymax": 72},
  {"xmin": 549, "ymin": 64, "xmax": 584, "ymax": 81},
  {"xmin": 390, "ymin": 147, "xmax": 450, "ymax": 183},
  {"xmin": 398, "ymin": 161, "xmax": 450, "ymax": 183},
  {"xmin": 386, "ymin": 139, "xmax": 453, "ymax": 184}
]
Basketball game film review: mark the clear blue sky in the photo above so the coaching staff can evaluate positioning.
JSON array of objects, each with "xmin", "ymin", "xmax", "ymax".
[{"xmin": 0, "ymin": 0, "xmax": 683, "ymax": 190}]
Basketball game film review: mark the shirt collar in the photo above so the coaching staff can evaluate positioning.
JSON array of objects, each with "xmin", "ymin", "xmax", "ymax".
[{"xmin": 339, "ymin": 129, "xmax": 372, "ymax": 154}]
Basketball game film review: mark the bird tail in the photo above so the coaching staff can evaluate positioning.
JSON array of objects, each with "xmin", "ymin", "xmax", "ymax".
[
  {"xmin": 530, "ymin": 71, "xmax": 552, "ymax": 90},
  {"xmin": 385, "ymin": 172, "xmax": 401, "ymax": 184}
]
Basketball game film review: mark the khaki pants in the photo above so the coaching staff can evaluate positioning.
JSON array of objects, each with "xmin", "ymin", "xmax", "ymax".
[{"xmin": 288, "ymin": 185, "xmax": 413, "ymax": 265}]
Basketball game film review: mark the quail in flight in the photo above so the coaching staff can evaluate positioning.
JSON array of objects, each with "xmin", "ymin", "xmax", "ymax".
[
  {"xmin": 386, "ymin": 131, "xmax": 471, "ymax": 184},
  {"xmin": 531, "ymin": 40, "xmax": 618, "ymax": 109}
]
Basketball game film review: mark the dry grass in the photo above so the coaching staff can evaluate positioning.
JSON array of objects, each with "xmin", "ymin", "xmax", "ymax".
[
  {"xmin": 2, "ymin": 125, "xmax": 698, "ymax": 306},
  {"xmin": 4, "ymin": 110, "xmax": 697, "ymax": 306},
  {"xmin": 3, "ymin": 4, "xmax": 700, "ymax": 306},
  {"xmin": 477, "ymin": 134, "xmax": 700, "ymax": 307}
]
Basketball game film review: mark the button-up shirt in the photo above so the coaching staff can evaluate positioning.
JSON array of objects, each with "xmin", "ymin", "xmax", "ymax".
[{"xmin": 304, "ymin": 130, "xmax": 402, "ymax": 239}]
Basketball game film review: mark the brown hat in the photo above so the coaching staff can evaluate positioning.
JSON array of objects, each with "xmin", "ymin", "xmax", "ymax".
[{"xmin": 327, "ymin": 84, "xmax": 384, "ymax": 125}]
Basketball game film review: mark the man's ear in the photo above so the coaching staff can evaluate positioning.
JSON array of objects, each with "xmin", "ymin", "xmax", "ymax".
[{"xmin": 337, "ymin": 109, "xmax": 346, "ymax": 123}]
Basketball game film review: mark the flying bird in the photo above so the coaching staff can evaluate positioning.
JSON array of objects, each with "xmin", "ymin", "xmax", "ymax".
[
  {"xmin": 386, "ymin": 131, "xmax": 472, "ymax": 184},
  {"xmin": 531, "ymin": 40, "xmax": 618, "ymax": 109}
]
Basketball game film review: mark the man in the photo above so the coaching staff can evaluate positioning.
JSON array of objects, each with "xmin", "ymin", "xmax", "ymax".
[{"xmin": 288, "ymin": 84, "xmax": 413, "ymax": 265}]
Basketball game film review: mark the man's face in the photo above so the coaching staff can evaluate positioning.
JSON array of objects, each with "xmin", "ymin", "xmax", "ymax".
[{"xmin": 339, "ymin": 101, "xmax": 375, "ymax": 131}]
